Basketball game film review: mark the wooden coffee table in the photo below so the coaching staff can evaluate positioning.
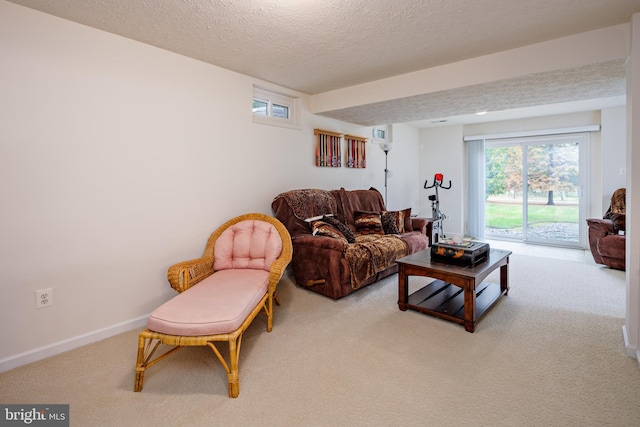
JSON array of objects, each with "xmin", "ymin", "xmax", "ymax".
[{"xmin": 397, "ymin": 248, "xmax": 511, "ymax": 332}]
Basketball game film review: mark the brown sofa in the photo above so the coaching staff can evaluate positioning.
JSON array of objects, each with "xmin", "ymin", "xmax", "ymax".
[
  {"xmin": 586, "ymin": 188, "xmax": 626, "ymax": 270},
  {"xmin": 272, "ymin": 187, "xmax": 428, "ymax": 299}
]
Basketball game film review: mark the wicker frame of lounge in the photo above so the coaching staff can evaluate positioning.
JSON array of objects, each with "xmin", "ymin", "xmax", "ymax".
[{"xmin": 134, "ymin": 213, "xmax": 293, "ymax": 398}]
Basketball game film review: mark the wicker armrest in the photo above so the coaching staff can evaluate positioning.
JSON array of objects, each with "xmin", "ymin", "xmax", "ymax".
[
  {"xmin": 167, "ymin": 257, "xmax": 214, "ymax": 293},
  {"xmin": 268, "ymin": 255, "xmax": 290, "ymax": 294}
]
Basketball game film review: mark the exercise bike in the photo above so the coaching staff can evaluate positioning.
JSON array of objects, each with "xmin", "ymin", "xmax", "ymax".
[{"xmin": 424, "ymin": 173, "xmax": 452, "ymax": 238}]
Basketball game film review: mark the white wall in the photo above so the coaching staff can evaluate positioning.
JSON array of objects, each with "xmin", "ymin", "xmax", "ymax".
[
  {"xmin": 0, "ymin": 2, "xmax": 420, "ymax": 368},
  {"xmin": 381, "ymin": 124, "xmax": 421, "ymax": 212},
  {"xmin": 418, "ymin": 126, "xmax": 465, "ymax": 236},
  {"xmin": 601, "ymin": 106, "xmax": 628, "ymax": 210}
]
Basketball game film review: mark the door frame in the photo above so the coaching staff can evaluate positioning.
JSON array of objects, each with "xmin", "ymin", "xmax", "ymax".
[{"xmin": 480, "ymin": 132, "xmax": 590, "ymax": 249}]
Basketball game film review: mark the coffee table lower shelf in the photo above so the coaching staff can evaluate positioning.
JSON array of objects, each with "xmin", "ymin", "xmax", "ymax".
[
  {"xmin": 397, "ymin": 248, "xmax": 511, "ymax": 332},
  {"xmin": 407, "ymin": 279, "xmax": 504, "ymax": 325}
]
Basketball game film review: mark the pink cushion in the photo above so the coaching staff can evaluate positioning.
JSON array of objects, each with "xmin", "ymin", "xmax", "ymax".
[
  {"xmin": 147, "ymin": 269, "xmax": 270, "ymax": 336},
  {"xmin": 213, "ymin": 220, "xmax": 282, "ymax": 271}
]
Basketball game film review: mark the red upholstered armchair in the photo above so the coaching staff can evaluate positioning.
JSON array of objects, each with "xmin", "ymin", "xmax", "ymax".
[{"xmin": 587, "ymin": 188, "xmax": 626, "ymax": 270}]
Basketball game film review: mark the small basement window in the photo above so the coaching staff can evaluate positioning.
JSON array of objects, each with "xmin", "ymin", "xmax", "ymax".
[{"xmin": 252, "ymin": 86, "xmax": 300, "ymax": 130}]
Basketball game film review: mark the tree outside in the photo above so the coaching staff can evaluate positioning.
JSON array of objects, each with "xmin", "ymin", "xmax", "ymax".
[{"xmin": 485, "ymin": 142, "xmax": 580, "ymax": 242}]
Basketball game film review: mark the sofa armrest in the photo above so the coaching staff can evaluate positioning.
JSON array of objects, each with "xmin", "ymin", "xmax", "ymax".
[
  {"xmin": 167, "ymin": 257, "xmax": 214, "ymax": 293},
  {"xmin": 586, "ymin": 218, "xmax": 615, "ymax": 266},
  {"xmin": 288, "ymin": 234, "xmax": 350, "ymax": 298},
  {"xmin": 411, "ymin": 217, "xmax": 427, "ymax": 234},
  {"xmin": 292, "ymin": 234, "xmax": 347, "ymax": 251},
  {"xmin": 596, "ymin": 233, "xmax": 626, "ymax": 270},
  {"xmin": 597, "ymin": 234, "xmax": 626, "ymax": 258},
  {"xmin": 586, "ymin": 218, "xmax": 614, "ymax": 237}
]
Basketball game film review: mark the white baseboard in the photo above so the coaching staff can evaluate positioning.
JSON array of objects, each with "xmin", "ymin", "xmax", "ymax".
[
  {"xmin": 0, "ymin": 315, "xmax": 149, "ymax": 374},
  {"xmin": 622, "ymin": 325, "xmax": 640, "ymax": 365},
  {"xmin": 0, "ymin": 273, "xmax": 294, "ymax": 374}
]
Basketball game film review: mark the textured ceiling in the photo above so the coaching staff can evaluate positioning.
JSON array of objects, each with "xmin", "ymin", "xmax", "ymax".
[
  {"xmin": 323, "ymin": 59, "xmax": 628, "ymax": 126},
  {"xmin": 7, "ymin": 0, "xmax": 640, "ymax": 126}
]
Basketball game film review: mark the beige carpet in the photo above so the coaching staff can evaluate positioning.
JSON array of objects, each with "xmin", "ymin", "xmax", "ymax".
[{"xmin": 1, "ymin": 253, "xmax": 639, "ymax": 426}]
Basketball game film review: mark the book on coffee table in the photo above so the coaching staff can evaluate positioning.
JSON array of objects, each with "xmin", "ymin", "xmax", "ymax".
[
  {"xmin": 438, "ymin": 237, "xmax": 473, "ymax": 247},
  {"xmin": 430, "ymin": 240, "xmax": 490, "ymax": 266}
]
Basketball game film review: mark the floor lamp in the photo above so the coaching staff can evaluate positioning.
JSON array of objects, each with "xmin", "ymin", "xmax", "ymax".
[{"xmin": 379, "ymin": 142, "xmax": 393, "ymax": 205}]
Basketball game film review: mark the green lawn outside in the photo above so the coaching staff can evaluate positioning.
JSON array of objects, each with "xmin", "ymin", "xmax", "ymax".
[{"xmin": 485, "ymin": 202, "xmax": 579, "ymax": 229}]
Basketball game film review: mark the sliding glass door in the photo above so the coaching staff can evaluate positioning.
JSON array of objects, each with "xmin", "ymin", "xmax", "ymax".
[
  {"xmin": 485, "ymin": 144, "xmax": 524, "ymax": 239},
  {"xmin": 483, "ymin": 134, "xmax": 587, "ymax": 248}
]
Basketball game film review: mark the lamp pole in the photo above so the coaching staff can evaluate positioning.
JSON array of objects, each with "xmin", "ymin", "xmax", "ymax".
[
  {"xmin": 384, "ymin": 148, "xmax": 389, "ymax": 204},
  {"xmin": 379, "ymin": 142, "xmax": 392, "ymax": 205}
]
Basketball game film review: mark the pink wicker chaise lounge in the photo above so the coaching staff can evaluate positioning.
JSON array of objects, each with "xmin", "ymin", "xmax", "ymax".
[{"xmin": 134, "ymin": 213, "xmax": 292, "ymax": 398}]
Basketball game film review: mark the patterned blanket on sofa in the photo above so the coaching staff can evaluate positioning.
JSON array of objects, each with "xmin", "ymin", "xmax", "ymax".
[
  {"xmin": 344, "ymin": 234, "xmax": 408, "ymax": 290},
  {"xmin": 277, "ymin": 189, "xmax": 337, "ymax": 222}
]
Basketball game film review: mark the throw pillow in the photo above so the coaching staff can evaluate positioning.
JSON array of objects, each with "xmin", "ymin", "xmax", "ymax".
[
  {"xmin": 322, "ymin": 215, "xmax": 356, "ymax": 243},
  {"xmin": 310, "ymin": 220, "xmax": 348, "ymax": 244},
  {"xmin": 381, "ymin": 210, "xmax": 405, "ymax": 234},
  {"xmin": 611, "ymin": 213, "xmax": 626, "ymax": 234},
  {"xmin": 354, "ymin": 211, "xmax": 384, "ymax": 235},
  {"xmin": 402, "ymin": 207, "xmax": 413, "ymax": 232}
]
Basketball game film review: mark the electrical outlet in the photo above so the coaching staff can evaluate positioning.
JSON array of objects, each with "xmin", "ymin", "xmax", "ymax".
[{"xmin": 35, "ymin": 288, "xmax": 53, "ymax": 309}]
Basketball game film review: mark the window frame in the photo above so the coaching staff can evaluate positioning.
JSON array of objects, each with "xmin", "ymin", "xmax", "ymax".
[{"xmin": 252, "ymin": 86, "xmax": 301, "ymax": 130}]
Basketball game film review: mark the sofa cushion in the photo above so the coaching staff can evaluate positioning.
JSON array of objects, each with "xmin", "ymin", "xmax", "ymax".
[
  {"xmin": 311, "ymin": 220, "xmax": 349, "ymax": 244},
  {"xmin": 400, "ymin": 230, "xmax": 429, "ymax": 254},
  {"xmin": 345, "ymin": 234, "xmax": 408, "ymax": 289},
  {"xmin": 147, "ymin": 269, "xmax": 270, "ymax": 336},
  {"xmin": 214, "ymin": 220, "xmax": 282, "ymax": 271},
  {"xmin": 354, "ymin": 211, "xmax": 384, "ymax": 235},
  {"xmin": 332, "ymin": 188, "xmax": 386, "ymax": 229}
]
